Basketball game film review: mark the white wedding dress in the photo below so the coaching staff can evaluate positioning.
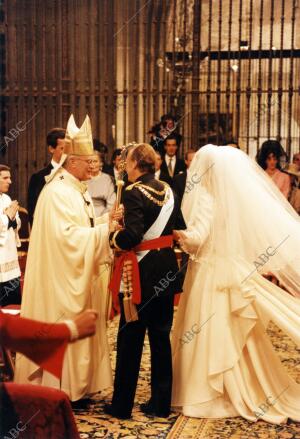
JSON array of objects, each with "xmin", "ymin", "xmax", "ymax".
[{"xmin": 172, "ymin": 145, "xmax": 300, "ymax": 424}]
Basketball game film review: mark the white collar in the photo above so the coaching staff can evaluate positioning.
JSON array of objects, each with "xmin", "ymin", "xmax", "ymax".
[
  {"xmin": 165, "ymin": 154, "xmax": 176, "ymax": 162},
  {"xmin": 51, "ymin": 159, "xmax": 60, "ymax": 169}
]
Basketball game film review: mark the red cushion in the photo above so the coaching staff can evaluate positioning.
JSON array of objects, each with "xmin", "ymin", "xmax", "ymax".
[{"xmin": 0, "ymin": 383, "xmax": 79, "ymax": 439}]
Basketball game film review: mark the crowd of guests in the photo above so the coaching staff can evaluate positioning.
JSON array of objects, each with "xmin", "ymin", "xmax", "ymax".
[
  {"xmin": 1, "ymin": 116, "xmax": 300, "ymax": 310},
  {"xmin": 0, "ymin": 117, "xmax": 300, "ymax": 311}
]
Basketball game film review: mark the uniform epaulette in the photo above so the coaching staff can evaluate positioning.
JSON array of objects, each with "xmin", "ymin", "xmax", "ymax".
[
  {"xmin": 158, "ymin": 180, "xmax": 170, "ymax": 190},
  {"xmin": 125, "ymin": 181, "xmax": 140, "ymax": 191}
]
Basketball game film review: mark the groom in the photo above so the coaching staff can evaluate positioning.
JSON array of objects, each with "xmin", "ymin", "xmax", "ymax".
[{"xmin": 105, "ymin": 143, "xmax": 185, "ymax": 419}]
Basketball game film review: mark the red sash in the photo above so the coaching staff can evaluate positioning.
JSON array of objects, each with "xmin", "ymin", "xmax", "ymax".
[{"xmin": 109, "ymin": 234, "xmax": 174, "ymax": 306}]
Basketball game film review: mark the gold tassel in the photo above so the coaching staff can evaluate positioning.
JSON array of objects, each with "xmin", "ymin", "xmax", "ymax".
[
  {"xmin": 122, "ymin": 261, "xmax": 139, "ymax": 323},
  {"xmin": 128, "ymin": 297, "xmax": 138, "ymax": 322},
  {"xmin": 123, "ymin": 293, "xmax": 133, "ymax": 322},
  {"xmin": 123, "ymin": 293, "xmax": 138, "ymax": 323}
]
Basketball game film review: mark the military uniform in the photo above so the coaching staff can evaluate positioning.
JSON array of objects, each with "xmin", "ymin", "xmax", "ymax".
[{"xmin": 108, "ymin": 173, "xmax": 185, "ymax": 418}]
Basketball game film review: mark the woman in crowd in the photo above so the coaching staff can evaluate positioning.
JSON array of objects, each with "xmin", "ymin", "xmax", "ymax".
[
  {"xmin": 87, "ymin": 151, "xmax": 116, "ymax": 217},
  {"xmin": 86, "ymin": 151, "xmax": 116, "ymax": 324},
  {"xmin": 287, "ymin": 160, "xmax": 300, "ymax": 215},
  {"xmin": 257, "ymin": 140, "xmax": 291, "ymax": 198}
]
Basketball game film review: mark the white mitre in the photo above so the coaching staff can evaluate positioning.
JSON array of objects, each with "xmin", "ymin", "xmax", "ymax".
[
  {"xmin": 64, "ymin": 114, "xmax": 94, "ymax": 156},
  {"xmin": 46, "ymin": 114, "xmax": 94, "ymax": 183}
]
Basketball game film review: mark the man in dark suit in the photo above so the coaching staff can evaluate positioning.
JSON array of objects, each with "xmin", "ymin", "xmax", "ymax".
[
  {"xmin": 154, "ymin": 151, "xmax": 173, "ymax": 186},
  {"xmin": 105, "ymin": 143, "xmax": 185, "ymax": 420},
  {"xmin": 102, "ymin": 148, "xmax": 126, "ymax": 190},
  {"xmin": 173, "ymin": 149, "xmax": 196, "ymax": 205},
  {"xmin": 27, "ymin": 128, "xmax": 65, "ymax": 225},
  {"xmin": 149, "ymin": 114, "xmax": 182, "ymax": 156},
  {"xmin": 160, "ymin": 134, "xmax": 186, "ymax": 182}
]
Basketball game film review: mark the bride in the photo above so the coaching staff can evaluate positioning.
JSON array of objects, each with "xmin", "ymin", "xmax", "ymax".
[{"xmin": 172, "ymin": 144, "xmax": 300, "ymax": 424}]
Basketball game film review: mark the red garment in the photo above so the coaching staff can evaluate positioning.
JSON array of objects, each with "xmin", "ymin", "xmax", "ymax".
[
  {"xmin": 0, "ymin": 383, "xmax": 79, "ymax": 439},
  {"xmin": 0, "ymin": 310, "xmax": 70, "ymax": 379},
  {"xmin": 109, "ymin": 234, "xmax": 173, "ymax": 306}
]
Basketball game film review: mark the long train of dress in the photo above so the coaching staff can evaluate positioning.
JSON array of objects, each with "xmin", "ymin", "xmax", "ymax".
[{"xmin": 172, "ymin": 257, "xmax": 300, "ymax": 424}]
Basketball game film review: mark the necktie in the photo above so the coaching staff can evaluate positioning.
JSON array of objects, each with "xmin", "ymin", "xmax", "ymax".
[{"xmin": 168, "ymin": 157, "xmax": 173, "ymax": 177}]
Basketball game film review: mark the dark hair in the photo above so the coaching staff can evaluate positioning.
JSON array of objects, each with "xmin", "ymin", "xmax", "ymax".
[
  {"xmin": 256, "ymin": 140, "xmax": 287, "ymax": 170},
  {"xmin": 93, "ymin": 139, "xmax": 108, "ymax": 154},
  {"xmin": 129, "ymin": 143, "xmax": 156, "ymax": 174},
  {"xmin": 207, "ymin": 135, "xmax": 218, "ymax": 145},
  {"xmin": 47, "ymin": 128, "xmax": 66, "ymax": 148},
  {"xmin": 163, "ymin": 133, "xmax": 179, "ymax": 147},
  {"xmin": 160, "ymin": 113, "xmax": 176, "ymax": 126},
  {"xmin": 111, "ymin": 148, "xmax": 122, "ymax": 164},
  {"xmin": 0, "ymin": 164, "xmax": 10, "ymax": 173},
  {"xmin": 226, "ymin": 137, "xmax": 239, "ymax": 145},
  {"xmin": 225, "ymin": 138, "xmax": 240, "ymax": 149}
]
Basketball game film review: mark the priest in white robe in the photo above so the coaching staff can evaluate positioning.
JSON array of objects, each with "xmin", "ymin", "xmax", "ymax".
[{"xmin": 15, "ymin": 115, "xmax": 118, "ymax": 402}]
